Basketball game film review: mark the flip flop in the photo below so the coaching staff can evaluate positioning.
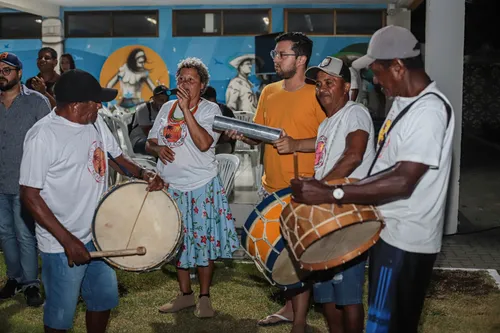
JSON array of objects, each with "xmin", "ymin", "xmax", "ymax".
[{"xmin": 257, "ymin": 313, "xmax": 293, "ymax": 327}]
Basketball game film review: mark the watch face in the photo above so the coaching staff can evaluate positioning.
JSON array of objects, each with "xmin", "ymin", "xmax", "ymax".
[{"xmin": 333, "ymin": 188, "xmax": 344, "ymax": 200}]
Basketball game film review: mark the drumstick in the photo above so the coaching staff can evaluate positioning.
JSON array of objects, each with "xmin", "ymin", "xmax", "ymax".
[
  {"xmin": 125, "ymin": 174, "xmax": 157, "ymax": 249},
  {"xmin": 90, "ymin": 246, "xmax": 147, "ymax": 259},
  {"xmin": 293, "ymin": 152, "xmax": 299, "ymax": 179}
]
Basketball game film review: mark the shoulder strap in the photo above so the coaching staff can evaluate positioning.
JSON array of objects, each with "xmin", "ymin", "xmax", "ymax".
[{"xmin": 367, "ymin": 92, "xmax": 452, "ymax": 177}]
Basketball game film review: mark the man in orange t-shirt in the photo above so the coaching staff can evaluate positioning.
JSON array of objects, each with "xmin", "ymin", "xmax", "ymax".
[{"xmin": 227, "ymin": 32, "xmax": 325, "ymax": 333}]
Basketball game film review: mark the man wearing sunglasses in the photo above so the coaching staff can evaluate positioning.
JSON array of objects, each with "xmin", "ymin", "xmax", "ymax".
[{"xmin": 0, "ymin": 52, "xmax": 51, "ymax": 307}]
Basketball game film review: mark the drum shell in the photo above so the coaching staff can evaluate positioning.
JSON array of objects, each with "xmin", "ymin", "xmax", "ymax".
[
  {"xmin": 280, "ymin": 178, "xmax": 384, "ymax": 271},
  {"xmin": 241, "ymin": 187, "xmax": 309, "ymax": 290}
]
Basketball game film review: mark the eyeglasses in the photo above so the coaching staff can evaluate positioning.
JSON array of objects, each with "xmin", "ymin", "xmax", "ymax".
[
  {"xmin": 270, "ymin": 50, "xmax": 297, "ymax": 60},
  {"xmin": 0, "ymin": 67, "xmax": 18, "ymax": 76}
]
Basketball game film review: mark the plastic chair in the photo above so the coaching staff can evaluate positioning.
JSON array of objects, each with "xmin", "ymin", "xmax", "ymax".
[
  {"xmin": 215, "ymin": 154, "xmax": 240, "ymax": 195},
  {"xmin": 232, "ymin": 111, "xmax": 261, "ymax": 189}
]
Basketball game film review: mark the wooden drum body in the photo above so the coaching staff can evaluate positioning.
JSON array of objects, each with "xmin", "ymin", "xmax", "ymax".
[
  {"xmin": 241, "ymin": 188, "xmax": 309, "ymax": 290},
  {"xmin": 92, "ymin": 181, "xmax": 183, "ymax": 272},
  {"xmin": 280, "ymin": 178, "xmax": 384, "ymax": 271}
]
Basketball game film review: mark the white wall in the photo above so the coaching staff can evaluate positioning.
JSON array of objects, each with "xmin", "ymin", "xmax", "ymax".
[{"xmin": 424, "ymin": 0, "xmax": 465, "ymax": 235}]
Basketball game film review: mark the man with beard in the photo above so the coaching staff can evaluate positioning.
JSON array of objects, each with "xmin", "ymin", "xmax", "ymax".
[
  {"xmin": 227, "ymin": 32, "xmax": 325, "ymax": 332},
  {"xmin": 26, "ymin": 47, "xmax": 60, "ymax": 108},
  {"xmin": 0, "ymin": 52, "xmax": 50, "ymax": 306}
]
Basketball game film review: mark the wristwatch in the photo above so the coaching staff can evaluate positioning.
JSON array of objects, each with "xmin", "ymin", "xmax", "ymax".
[{"xmin": 332, "ymin": 185, "xmax": 345, "ymax": 201}]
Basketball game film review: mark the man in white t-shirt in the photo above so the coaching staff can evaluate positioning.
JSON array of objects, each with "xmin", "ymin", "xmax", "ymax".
[
  {"xmin": 18, "ymin": 69, "xmax": 164, "ymax": 333},
  {"xmin": 290, "ymin": 26, "xmax": 454, "ymax": 333},
  {"xmin": 290, "ymin": 56, "xmax": 375, "ymax": 333}
]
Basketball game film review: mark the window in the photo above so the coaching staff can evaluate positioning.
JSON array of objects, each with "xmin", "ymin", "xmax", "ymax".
[
  {"xmin": 174, "ymin": 11, "xmax": 221, "ymax": 36},
  {"xmin": 286, "ymin": 11, "xmax": 334, "ymax": 35},
  {"xmin": 173, "ymin": 9, "xmax": 271, "ymax": 36},
  {"xmin": 65, "ymin": 10, "xmax": 158, "ymax": 38},
  {"xmin": 285, "ymin": 9, "xmax": 385, "ymax": 36},
  {"xmin": 223, "ymin": 10, "xmax": 270, "ymax": 35},
  {"xmin": 0, "ymin": 13, "xmax": 42, "ymax": 39},
  {"xmin": 336, "ymin": 10, "xmax": 385, "ymax": 35}
]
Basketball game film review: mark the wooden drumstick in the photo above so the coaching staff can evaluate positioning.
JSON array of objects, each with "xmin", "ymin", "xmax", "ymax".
[
  {"xmin": 293, "ymin": 152, "xmax": 299, "ymax": 179},
  {"xmin": 90, "ymin": 246, "xmax": 147, "ymax": 259}
]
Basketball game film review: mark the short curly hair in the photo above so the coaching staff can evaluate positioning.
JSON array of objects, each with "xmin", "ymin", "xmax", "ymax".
[{"xmin": 176, "ymin": 57, "xmax": 210, "ymax": 94}]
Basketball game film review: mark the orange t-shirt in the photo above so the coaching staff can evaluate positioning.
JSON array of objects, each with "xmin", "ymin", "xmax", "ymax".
[{"xmin": 254, "ymin": 81, "xmax": 326, "ymax": 193}]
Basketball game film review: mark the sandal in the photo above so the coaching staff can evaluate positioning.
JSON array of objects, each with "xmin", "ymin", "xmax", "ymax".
[{"xmin": 257, "ymin": 313, "xmax": 293, "ymax": 326}]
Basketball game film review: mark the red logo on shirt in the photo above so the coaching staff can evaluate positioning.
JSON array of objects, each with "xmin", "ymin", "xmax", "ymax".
[
  {"xmin": 314, "ymin": 135, "xmax": 327, "ymax": 168},
  {"xmin": 87, "ymin": 141, "xmax": 106, "ymax": 183},
  {"xmin": 160, "ymin": 122, "xmax": 187, "ymax": 148}
]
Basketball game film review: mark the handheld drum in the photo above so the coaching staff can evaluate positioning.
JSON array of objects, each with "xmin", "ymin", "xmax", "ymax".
[
  {"xmin": 241, "ymin": 188, "xmax": 309, "ymax": 290},
  {"xmin": 92, "ymin": 180, "xmax": 183, "ymax": 272},
  {"xmin": 280, "ymin": 178, "xmax": 384, "ymax": 271}
]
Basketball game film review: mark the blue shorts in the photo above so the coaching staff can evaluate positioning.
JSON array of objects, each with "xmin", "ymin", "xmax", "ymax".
[
  {"xmin": 40, "ymin": 241, "xmax": 119, "ymax": 330},
  {"xmin": 312, "ymin": 256, "xmax": 366, "ymax": 305}
]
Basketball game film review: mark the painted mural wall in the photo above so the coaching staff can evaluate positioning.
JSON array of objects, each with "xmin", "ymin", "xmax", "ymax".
[{"xmin": 1, "ymin": 4, "xmax": 383, "ymax": 109}]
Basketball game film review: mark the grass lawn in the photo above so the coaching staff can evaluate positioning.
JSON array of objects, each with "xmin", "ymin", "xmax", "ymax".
[{"xmin": 1, "ymin": 258, "xmax": 500, "ymax": 333}]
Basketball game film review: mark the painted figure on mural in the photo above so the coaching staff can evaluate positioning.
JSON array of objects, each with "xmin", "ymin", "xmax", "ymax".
[
  {"xmin": 225, "ymin": 54, "xmax": 258, "ymax": 112},
  {"xmin": 106, "ymin": 48, "xmax": 156, "ymax": 109}
]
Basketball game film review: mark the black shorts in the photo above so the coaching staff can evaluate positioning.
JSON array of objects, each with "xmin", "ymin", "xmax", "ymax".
[{"xmin": 366, "ymin": 239, "xmax": 437, "ymax": 333}]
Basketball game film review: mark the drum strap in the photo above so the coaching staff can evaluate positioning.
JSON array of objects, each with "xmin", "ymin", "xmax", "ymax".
[{"xmin": 367, "ymin": 92, "xmax": 452, "ymax": 177}]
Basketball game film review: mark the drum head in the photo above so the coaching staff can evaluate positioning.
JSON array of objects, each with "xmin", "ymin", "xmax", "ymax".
[
  {"xmin": 300, "ymin": 221, "xmax": 382, "ymax": 265},
  {"xmin": 92, "ymin": 181, "xmax": 182, "ymax": 271},
  {"xmin": 272, "ymin": 247, "xmax": 310, "ymax": 286}
]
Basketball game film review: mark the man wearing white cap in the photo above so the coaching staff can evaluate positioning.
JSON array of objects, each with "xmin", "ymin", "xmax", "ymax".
[
  {"xmin": 290, "ymin": 25, "xmax": 455, "ymax": 333},
  {"xmin": 299, "ymin": 56, "xmax": 376, "ymax": 333}
]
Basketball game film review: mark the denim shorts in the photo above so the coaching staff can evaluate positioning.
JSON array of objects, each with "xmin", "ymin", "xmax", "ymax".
[
  {"xmin": 40, "ymin": 241, "xmax": 119, "ymax": 330},
  {"xmin": 312, "ymin": 257, "xmax": 366, "ymax": 305}
]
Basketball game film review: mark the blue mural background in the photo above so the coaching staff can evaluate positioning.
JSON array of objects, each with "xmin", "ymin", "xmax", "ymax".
[{"xmin": 1, "ymin": 4, "xmax": 384, "ymax": 105}]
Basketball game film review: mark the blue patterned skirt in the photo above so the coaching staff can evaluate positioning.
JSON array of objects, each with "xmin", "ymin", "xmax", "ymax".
[{"xmin": 168, "ymin": 176, "xmax": 240, "ymax": 269}]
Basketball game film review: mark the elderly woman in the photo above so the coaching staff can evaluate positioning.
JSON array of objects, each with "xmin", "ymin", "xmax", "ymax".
[{"xmin": 146, "ymin": 57, "xmax": 239, "ymax": 318}]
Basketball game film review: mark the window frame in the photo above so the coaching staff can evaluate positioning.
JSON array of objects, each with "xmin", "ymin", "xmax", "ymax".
[
  {"xmin": 0, "ymin": 12, "xmax": 43, "ymax": 40},
  {"xmin": 172, "ymin": 9, "xmax": 272, "ymax": 37},
  {"xmin": 64, "ymin": 10, "xmax": 159, "ymax": 38},
  {"xmin": 284, "ymin": 8, "xmax": 386, "ymax": 37}
]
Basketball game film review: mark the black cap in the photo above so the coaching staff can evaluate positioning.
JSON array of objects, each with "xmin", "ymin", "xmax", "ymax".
[
  {"xmin": 153, "ymin": 85, "xmax": 168, "ymax": 95},
  {"xmin": 54, "ymin": 69, "xmax": 118, "ymax": 103}
]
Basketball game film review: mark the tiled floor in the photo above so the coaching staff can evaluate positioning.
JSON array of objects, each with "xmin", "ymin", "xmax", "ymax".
[{"xmin": 229, "ymin": 134, "xmax": 500, "ymax": 271}]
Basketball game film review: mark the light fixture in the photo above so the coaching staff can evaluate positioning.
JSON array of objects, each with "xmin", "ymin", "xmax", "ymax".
[
  {"xmin": 146, "ymin": 17, "xmax": 157, "ymax": 25},
  {"xmin": 35, "ymin": 19, "xmax": 42, "ymax": 24},
  {"xmin": 262, "ymin": 17, "xmax": 269, "ymax": 25}
]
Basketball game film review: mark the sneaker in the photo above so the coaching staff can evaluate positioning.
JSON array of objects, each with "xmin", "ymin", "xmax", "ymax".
[
  {"xmin": 194, "ymin": 296, "xmax": 215, "ymax": 318},
  {"xmin": 158, "ymin": 292, "xmax": 195, "ymax": 313},
  {"xmin": 24, "ymin": 286, "xmax": 44, "ymax": 307},
  {"xmin": 0, "ymin": 279, "xmax": 21, "ymax": 300}
]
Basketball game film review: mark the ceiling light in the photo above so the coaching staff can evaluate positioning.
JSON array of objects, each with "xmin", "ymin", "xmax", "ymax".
[
  {"xmin": 262, "ymin": 17, "xmax": 269, "ymax": 25},
  {"xmin": 146, "ymin": 17, "xmax": 157, "ymax": 25},
  {"xmin": 35, "ymin": 19, "xmax": 42, "ymax": 24}
]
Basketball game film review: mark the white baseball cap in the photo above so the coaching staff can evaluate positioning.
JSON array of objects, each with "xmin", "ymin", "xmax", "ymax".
[
  {"xmin": 352, "ymin": 25, "xmax": 421, "ymax": 69},
  {"xmin": 305, "ymin": 56, "xmax": 351, "ymax": 82}
]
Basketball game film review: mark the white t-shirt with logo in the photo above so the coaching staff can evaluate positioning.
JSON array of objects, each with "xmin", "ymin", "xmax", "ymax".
[
  {"xmin": 372, "ymin": 82, "xmax": 454, "ymax": 254},
  {"xmin": 19, "ymin": 111, "xmax": 122, "ymax": 253},
  {"xmin": 314, "ymin": 101, "xmax": 375, "ymax": 180},
  {"xmin": 148, "ymin": 99, "xmax": 221, "ymax": 192}
]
